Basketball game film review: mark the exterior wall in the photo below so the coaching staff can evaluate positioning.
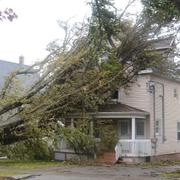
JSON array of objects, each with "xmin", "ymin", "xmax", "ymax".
[
  {"xmin": 120, "ymin": 73, "xmax": 180, "ymax": 157},
  {"xmin": 119, "ymin": 75, "xmax": 151, "ymax": 139},
  {"xmin": 119, "ymin": 75, "xmax": 151, "ymax": 113},
  {"xmin": 150, "ymin": 75, "xmax": 180, "ymax": 156}
]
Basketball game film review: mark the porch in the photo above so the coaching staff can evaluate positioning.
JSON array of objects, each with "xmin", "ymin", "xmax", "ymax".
[
  {"xmin": 95, "ymin": 103, "xmax": 152, "ymax": 161},
  {"xmin": 115, "ymin": 139, "xmax": 152, "ymax": 159},
  {"xmin": 55, "ymin": 103, "xmax": 152, "ymax": 162}
]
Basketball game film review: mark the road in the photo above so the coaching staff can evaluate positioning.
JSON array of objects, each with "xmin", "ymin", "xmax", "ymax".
[{"xmin": 14, "ymin": 164, "xmax": 180, "ymax": 180}]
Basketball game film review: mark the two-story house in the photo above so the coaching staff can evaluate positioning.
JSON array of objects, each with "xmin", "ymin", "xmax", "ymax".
[
  {"xmin": 55, "ymin": 36, "xmax": 180, "ymax": 163},
  {"xmin": 93, "ymin": 69, "xmax": 180, "ymax": 163}
]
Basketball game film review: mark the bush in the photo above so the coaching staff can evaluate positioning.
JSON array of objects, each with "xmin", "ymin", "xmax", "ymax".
[
  {"xmin": 59, "ymin": 128, "xmax": 96, "ymax": 155},
  {"xmin": 0, "ymin": 138, "xmax": 52, "ymax": 160},
  {"xmin": 98, "ymin": 124, "xmax": 118, "ymax": 152}
]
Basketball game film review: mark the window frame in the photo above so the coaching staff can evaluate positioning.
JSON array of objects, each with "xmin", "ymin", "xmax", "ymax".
[
  {"xmin": 119, "ymin": 119, "xmax": 132, "ymax": 139},
  {"xmin": 174, "ymin": 88, "xmax": 178, "ymax": 98},
  {"xmin": 135, "ymin": 119, "xmax": 145, "ymax": 139},
  {"xmin": 155, "ymin": 119, "xmax": 161, "ymax": 136},
  {"xmin": 177, "ymin": 122, "xmax": 180, "ymax": 141}
]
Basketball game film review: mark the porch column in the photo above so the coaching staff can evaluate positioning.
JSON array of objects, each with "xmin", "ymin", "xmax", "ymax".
[{"xmin": 132, "ymin": 117, "xmax": 136, "ymax": 140}]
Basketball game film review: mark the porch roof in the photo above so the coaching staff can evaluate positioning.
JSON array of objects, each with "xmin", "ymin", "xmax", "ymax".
[
  {"xmin": 93, "ymin": 103, "xmax": 149, "ymax": 119},
  {"xmin": 68, "ymin": 103, "xmax": 149, "ymax": 119},
  {"xmin": 98, "ymin": 103, "xmax": 147, "ymax": 113}
]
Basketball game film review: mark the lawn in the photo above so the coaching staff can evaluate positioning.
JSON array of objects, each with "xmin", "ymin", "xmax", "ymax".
[
  {"xmin": 161, "ymin": 170, "xmax": 180, "ymax": 178},
  {"xmin": 0, "ymin": 160, "xmax": 67, "ymax": 177},
  {"xmin": 0, "ymin": 160, "xmax": 66, "ymax": 169}
]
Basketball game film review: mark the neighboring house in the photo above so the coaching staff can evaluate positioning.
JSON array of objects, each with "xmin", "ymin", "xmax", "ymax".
[
  {"xmin": 0, "ymin": 57, "xmax": 37, "ymax": 89},
  {"xmin": 0, "ymin": 57, "xmax": 38, "ymax": 128}
]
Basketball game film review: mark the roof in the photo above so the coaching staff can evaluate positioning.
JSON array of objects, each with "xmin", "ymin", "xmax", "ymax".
[
  {"xmin": 98, "ymin": 103, "xmax": 147, "ymax": 113},
  {"xmin": 68, "ymin": 103, "xmax": 149, "ymax": 119},
  {"xmin": 139, "ymin": 69, "xmax": 180, "ymax": 84},
  {"xmin": 0, "ymin": 59, "xmax": 38, "ymax": 89},
  {"xmin": 150, "ymin": 35, "xmax": 175, "ymax": 51},
  {"xmin": 0, "ymin": 59, "xmax": 28, "ymax": 86},
  {"xmin": 94, "ymin": 103, "xmax": 149, "ymax": 118}
]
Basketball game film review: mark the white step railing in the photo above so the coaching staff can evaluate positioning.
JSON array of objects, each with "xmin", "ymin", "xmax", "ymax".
[{"xmin": 115, "ymin": 139, "xmax": 152, "ymax": 160}]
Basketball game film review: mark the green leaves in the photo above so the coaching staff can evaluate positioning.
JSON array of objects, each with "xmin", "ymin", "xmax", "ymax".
[{"xmin": 142, "ymin": 0, "xmax": 180, "ymax": 23}]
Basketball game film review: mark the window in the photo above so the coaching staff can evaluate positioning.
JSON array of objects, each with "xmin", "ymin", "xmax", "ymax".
[
  {"xmin": 121, "ymin": 121, "xmax": 129, "ymax": 136},
  {"xmin": 120, "ymin": 119, "xmax": 131, "ymax": 139},
  {"xmin": 155, "ymin": 119, "xmax": 161, "ymax": 136},
  {"xmin": 174, "ymin": 88, "xmax": 178, "ymax": 98},
  {"xmin": 136, "ymin": 119, "xmax": 145, "ymax": 137},
  {"xmin": 177, "ymin": 122, "xmax": 180, "ymax": 140},
  {"xmin": 111, "ymin": 90, "xmax": 119, "ymax": 99}
]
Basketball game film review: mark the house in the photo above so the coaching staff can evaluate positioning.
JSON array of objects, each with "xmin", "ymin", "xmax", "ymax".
[
  {"xmin": 0, "ymin": 56, "xmax": 37, "ymax": 89},
  {"xmin": 0, "ymin": 57, "xmax": 38, "ymax": 128},
  {"xmin": 96, "ymin": 69, "xmax": 180, "ymax": 163},
  {"xmin": 55, "ymin": 36, "xmax": 180, "ymax": 163},
  {"xmin": 55, "ymin": 69, "xmax": 180, "ymax": 163}
]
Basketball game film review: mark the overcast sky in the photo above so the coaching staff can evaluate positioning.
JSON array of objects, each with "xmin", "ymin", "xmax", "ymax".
[{"xmin": 0, "ymin": 0, "xmax": 141, "ymax": 65}]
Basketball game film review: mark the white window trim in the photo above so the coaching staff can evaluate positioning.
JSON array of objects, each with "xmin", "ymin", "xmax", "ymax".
[
  {"xmin": 177, "ymin": 122, "xmax": 180, "ymax": 141},
  {"xmin": 135, "ymin": 119, "xmax": 146, "ymax": 139},
  {"xmin": 155, "ymin": 119, "xmax": 161, "ymax": 136}
]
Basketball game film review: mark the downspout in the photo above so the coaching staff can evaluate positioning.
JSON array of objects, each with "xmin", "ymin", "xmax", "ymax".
[
  {"xmin": 152, "ymin": 84, "xmax": 157, "ymax": 155},
  {"xmin": 149, "ymin": 81, "xmax": 166, "ymax": 144},
  {"xmin": 161, "ymin": 84, "xmax": 165, "ymax": 143}
]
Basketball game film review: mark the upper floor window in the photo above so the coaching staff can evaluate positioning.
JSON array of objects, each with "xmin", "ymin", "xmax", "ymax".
[
  {"xmin": 174, "ymin": 88, "xmax": 178, "ymax": 98},
  {"xmin": 177, "ymin": 122, "xmax": 180, "ymax": 140},
  {"xmin": 111, "ymin": 90, "xmax": 119, "ymax": 99},
  {"xmin": 155, "ymin": 119, "xmax": 161, "ymax": 136},
  {"xmin": 111, "ymin": 90, "xmax": 120, "ymax": 103}
]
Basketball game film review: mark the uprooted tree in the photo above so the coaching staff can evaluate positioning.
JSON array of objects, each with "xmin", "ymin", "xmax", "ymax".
[{"xmin": 0, "ymin": 0, "xmax": 179, "ymax": 158}]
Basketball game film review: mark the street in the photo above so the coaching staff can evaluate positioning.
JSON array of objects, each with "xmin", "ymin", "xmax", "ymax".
[{"xmin": 14, "ymin": 164, "xmax": 180, "ymax": 180}]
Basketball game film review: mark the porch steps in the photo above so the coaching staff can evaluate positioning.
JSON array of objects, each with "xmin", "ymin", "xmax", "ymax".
[{"xmin": 97, "ymin": 152, "xmax": 116, "ymax": 164}]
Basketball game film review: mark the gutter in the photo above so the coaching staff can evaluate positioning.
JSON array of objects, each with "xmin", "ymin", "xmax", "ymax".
[{"xmin": 67, "ymin": 111, "xmax": 149, "ymax": 119}]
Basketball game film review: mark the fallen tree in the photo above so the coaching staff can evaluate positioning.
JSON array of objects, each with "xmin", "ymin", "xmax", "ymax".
[{"xmin": 0, "ymin": 0, "xmax": 178, "ymax": 145}]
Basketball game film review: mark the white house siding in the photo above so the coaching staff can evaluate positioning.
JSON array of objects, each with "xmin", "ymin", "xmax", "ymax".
[
  {"xmin": 119, "ymin": 75, "xmax": 151, "ymax": 113},
  {"xmin": 119, "ymin": 75, "xmax": 151, "ymax": 139},
  {"xmin": 150, "ymin": 75, "xmax": 180, "ymax": 155},
  {"xmin": 119, "ymin": 73, "xmax": 180, "ymax": 156}
]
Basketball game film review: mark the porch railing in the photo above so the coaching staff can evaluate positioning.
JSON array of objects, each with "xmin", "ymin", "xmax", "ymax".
[{"xmin": 115, "ymin": 139, "xmax": 152, "ymax": 160}]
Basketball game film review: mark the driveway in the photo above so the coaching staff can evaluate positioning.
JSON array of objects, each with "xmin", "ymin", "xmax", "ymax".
[{"xmin": 13, "ymin": 164, "xmax": 180, "ymax": 180}]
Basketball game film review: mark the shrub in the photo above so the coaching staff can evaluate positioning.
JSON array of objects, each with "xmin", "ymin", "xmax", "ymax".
[
  {"xmin": 59, "ymin": 128, "xmax": 96, "ymax": 155},
  {"xmin": 98, "ymin": 124, "xmax": 118, "ymax": 152},
  {"xmin": 0, "ymin": 138, "xmax": 52, "ymax": 160}
]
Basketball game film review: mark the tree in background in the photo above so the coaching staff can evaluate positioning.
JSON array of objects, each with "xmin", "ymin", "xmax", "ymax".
[{"xmin": 0, "ymin": 8, "xmax": 17, "ymax": 21}]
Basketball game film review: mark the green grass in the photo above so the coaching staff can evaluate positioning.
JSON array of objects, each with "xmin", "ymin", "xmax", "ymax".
[
  {"xmin": 0, "ymin": 160, "xmax": 70, "ymax": 177},
  {"xmin": 139, "ymin": 160, "xmax": 180, "ymax": 168},
  {"xmin": 0, "ymin": 160, "xmax": 66, "ymax": 170},
  {"xmin": 0, "ymin": 171, "xmax": 21, "ymax": 176},
  {"xmin": 161, "ymin": 170, "xmax": 180, "ymax": 178}
]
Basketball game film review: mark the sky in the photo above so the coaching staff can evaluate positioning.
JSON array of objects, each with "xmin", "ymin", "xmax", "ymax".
[{"xmin": 0, "ymin": 0, "xmax": 142, "ymax": 65}]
